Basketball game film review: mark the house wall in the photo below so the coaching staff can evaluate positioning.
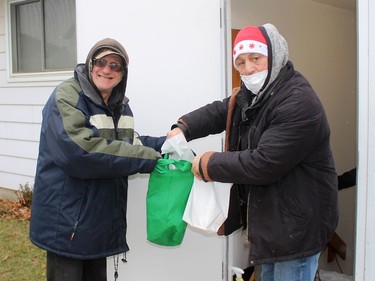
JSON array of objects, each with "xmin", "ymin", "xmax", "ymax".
[
  {"xmin": 2, "ymin": 0, "xmax": 374, "ymax": 280},
  {"xmin": 231, "ymin": 0, "xmax": 357, "ymax": 276},
  {"xmin": 0, "ymin": 2, "xmax": 59, "ymax": 198}
]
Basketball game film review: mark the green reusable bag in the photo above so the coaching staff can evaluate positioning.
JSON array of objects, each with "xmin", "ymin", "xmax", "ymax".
[{"xmin": 147, "ymin": 155, "xmax": 194, "ymax": 246}]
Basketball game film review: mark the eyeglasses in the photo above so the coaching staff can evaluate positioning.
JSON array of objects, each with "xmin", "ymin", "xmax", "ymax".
[{"xmin": 93, "ymin": 58, "xmax": 125, "ymax": 72}]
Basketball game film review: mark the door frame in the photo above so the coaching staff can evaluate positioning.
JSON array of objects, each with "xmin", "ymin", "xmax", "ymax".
[{"xmin": 355, "ymin": 0, "xmax": 375, "ymax": 280}]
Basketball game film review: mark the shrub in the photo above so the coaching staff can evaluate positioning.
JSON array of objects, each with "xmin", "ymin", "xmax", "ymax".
[{"xmin": 15, "ymin": 182, "xmax": 33, "ymax": 208}]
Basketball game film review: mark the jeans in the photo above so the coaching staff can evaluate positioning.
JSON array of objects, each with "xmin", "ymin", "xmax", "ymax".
[
  {"xmin": 261, "ymin": 252, "xmax": 320, "ymax": 281},
  {"xmin": 47, "ymin": 252, "xmax": 107, "ymax": 281}
]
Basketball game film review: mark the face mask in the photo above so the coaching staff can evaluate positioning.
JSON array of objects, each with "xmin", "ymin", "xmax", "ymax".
[{"xmin": 241, "ymin": 70, "xmax": 268, "ymax": 94}]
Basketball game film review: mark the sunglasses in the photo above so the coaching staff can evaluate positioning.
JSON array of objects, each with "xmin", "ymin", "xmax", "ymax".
[{"xmin": 93, "ymin": 58, "xmax": 125, "ymax": 72}]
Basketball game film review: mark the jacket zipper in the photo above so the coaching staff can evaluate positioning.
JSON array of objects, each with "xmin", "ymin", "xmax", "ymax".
[
  {"xmin": 247, "ymin": 126, "xmax": 258, "ymax": 264},
  {"xmin": 69, "ymin": 186, "xmax": 89, "ymax": 241},
  {"xmin": 245, "ymin": 189, "xmax": 251, "ymax": 246},
  {"xmin": 110, "ymin": 107, "xmax": 120, "ymax": 140},
  {"xmin": 70, "ymin": 221, "xmax": 78, "ymax": 241}
]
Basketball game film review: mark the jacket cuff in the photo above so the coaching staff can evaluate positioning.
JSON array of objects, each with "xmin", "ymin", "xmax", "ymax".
[
  {"xmin": 171, "ymin": 118, "xmax": 190, "ymax": 139},
  {"xmin": 199, "ymin": 151, "xmax": 215, "ymax": 182}
]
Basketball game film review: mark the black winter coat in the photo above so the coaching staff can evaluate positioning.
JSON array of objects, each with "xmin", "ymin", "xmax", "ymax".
[{"xmin": 176, "ymin": 62, "xmax": 338, "ymax": 265}]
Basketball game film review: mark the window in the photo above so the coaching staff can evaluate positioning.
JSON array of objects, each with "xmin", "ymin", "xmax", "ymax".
[{"xmin": 9, "ymin": 0, "xmax": 76, "ymax": 75}]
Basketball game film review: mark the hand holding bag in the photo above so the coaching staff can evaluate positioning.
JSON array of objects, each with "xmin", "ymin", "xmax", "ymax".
[{"xmin": 146, "ymin": 154, "xmax": 194, "ymax": 246}]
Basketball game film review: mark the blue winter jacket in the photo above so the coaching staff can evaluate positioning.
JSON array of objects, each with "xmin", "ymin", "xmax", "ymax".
[{"xmin": 30, "ymin": 60, "xmax": 164, "ymax": 259}]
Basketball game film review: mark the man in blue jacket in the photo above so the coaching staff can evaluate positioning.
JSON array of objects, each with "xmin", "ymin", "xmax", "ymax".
[
  {"xmin": 168, "ymin": 24, "xmax": 338, "ymax": 281},
  {"xmin": 30, "ymin": 38, "xmax": 165, "ymax": 281}
]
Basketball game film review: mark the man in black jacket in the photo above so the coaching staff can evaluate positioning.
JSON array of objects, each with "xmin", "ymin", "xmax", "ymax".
[{"xmin": 167, "ymin": 23, "xmax": 338, "ymax": 281}]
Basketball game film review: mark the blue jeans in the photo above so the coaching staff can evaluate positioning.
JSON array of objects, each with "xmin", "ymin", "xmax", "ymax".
[{"xmin": 261, "ymin": 252, "xmax": 320, "ymax": 281}]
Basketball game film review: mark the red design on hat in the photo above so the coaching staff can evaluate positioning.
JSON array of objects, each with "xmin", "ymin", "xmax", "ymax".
[{"xmin": 233, "ymin": 26, "xmax": 268, "ymax": 67}]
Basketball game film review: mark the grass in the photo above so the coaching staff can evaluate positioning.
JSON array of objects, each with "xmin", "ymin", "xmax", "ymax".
[{"xmin": 0, "ymin": 199, "xmax": 46, "ymax": 281}]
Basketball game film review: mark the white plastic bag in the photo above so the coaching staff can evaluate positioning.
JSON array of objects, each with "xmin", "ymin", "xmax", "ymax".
[
  {"xmin": 161, "ymin": 133, "xmax": 195, "ymax": 161},
  {"xmin": 183, "ymin": 178, "xmax": 232, "ymax": 233}
]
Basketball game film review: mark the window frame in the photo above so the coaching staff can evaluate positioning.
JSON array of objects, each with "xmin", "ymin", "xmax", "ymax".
[{"xmin": 6, "ymin": 0, "xmax": 76, "ymax": 84}]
